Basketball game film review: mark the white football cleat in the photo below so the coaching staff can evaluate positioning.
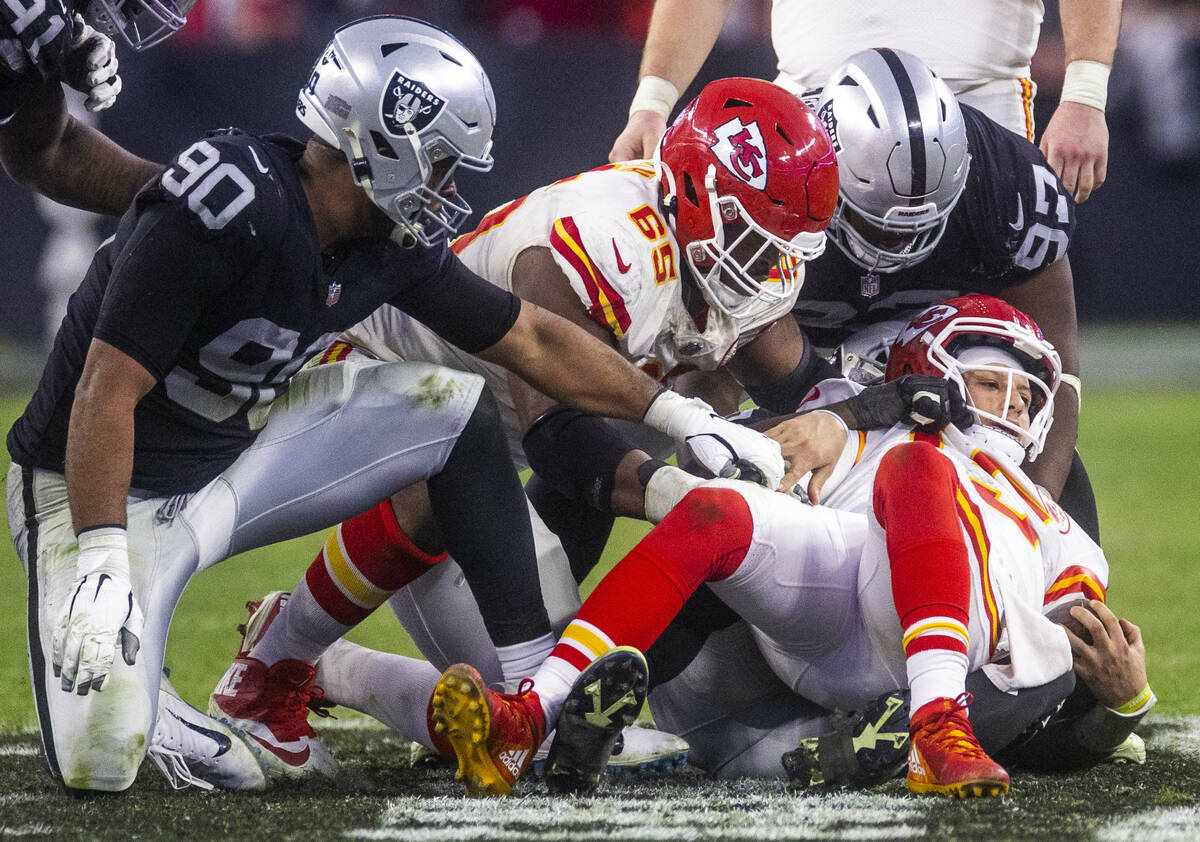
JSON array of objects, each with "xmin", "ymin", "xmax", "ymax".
[
  {"xmin": 606, "ymin": 723, "xmax": 689, "ymax": 775},
  {"xmin": 148, "ymin": 673, "xmax": 268, "ymax": 791}
]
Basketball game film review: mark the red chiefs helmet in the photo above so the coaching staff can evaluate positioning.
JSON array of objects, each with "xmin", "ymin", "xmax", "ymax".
[
  {"xmin": 886, "ymin": 295, "xmax": 1062, "ymax": 459},
  {"xmin": 657, "ymin": 77, "xmax": 839, "ymax": 328}
]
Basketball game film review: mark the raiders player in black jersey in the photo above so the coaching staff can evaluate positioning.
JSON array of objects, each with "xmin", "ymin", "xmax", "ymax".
[
  {"xmin": 0, "ymin": 0, "xmax": 193, "ymax": 215},
  {"xmin": 5, "ymin": 16, "xmax": 787, "ymax": 792}
]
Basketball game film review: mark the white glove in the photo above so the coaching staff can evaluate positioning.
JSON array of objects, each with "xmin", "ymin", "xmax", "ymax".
[
  {"xmin": 643, "ymin": 390, "xmax": 785, "ymax": 490},
  {"xmin": 63, "ymin": 14, "xmax": 122, "ymax": 112},
  {"xmin": 52, "ymin": 527, "xmax": 144, "ymax": 695}
]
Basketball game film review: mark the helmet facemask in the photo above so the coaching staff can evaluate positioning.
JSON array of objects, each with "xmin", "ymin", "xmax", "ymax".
[
  {"xmin": 84, "ymin": 0, "xmax": 192, "ymax": 51},
  {"xmin": 669, "ymin": 162, "xmax": 825, "ymax": 330},
  {"xmin": 828, "ymin": 178, "xmax": 966, "ymax": 273},
  {"xmin": 366, "ymin": 130, "xmax": 493, "ymax": 247},
  {"xmin": 923, "ymin": 324, "xmax": 1060, "ymax": 460}
]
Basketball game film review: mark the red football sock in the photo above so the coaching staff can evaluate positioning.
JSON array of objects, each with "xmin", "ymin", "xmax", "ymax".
[
  {"xmin": 305, "ymin": 500, "xmax": 448, "ymax": 627},
  {"xmin": 533, "ymin": 486, "xmax": 753, "ymax": 714},
  {"xmin": 874, "ymin": 441, "xmax": 971, "ymax": 709}
]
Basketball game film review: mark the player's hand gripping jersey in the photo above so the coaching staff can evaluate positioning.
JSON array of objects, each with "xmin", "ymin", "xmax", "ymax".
[
  {"xmin": 341, "ymin": 160, "xmax": 802, "ymax": 441},
  {"xmin": 793, "ymin": 105, "xmax": 1075, "ymax": 352}
]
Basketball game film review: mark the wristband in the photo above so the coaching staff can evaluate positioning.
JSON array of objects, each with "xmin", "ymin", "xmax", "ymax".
[
  {"xmin": 1060, "ymin": 60, "xmax": 1110, "ymax": 112},
  {"xmin": 1112, "ymin": 683, "xmax": 1156, "ymax": 716},
  {"xmin": 1059, "ymin": 372, "xmax": 1082, "ymax": 411},
  {"xmin": 630, "ymin": 75, "xmax": 681, "ymax": 120}
]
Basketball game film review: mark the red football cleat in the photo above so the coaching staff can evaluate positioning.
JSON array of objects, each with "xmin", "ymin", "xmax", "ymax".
[
  {"xmin": 906, "ymin": 693, "xmax": 1010, "ymax": 798},
  {"xmin": 208, "ymin": 593, "xmax": 337, "ymax": 781},
  {"xmin": 430, "ymin": 664, "xmax": 547, "ymax": 796}
]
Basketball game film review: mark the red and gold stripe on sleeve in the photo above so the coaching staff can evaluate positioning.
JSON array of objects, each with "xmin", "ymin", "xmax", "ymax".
[
  {"xmin": 1044, "ymin": 565, "xmax": 1107, "ymax": 605},
  {"xmin": 550, "ymin": 215, "xmax": 631, "ymax": 338},
  {"xmin": 451, "ymin": 194, "xmax": 529, "ymax": 254}
]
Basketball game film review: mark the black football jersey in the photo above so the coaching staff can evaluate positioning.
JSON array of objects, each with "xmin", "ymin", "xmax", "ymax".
[
  {"xmin": 1, "ymin": 0, "xmax": 72, "ymax": 123},
  {"xmin": 8, "ymin": 129, "xmax": 521, "ymax": 494},
  {"xmin": 794, "ymin": 104, "xmax": 1076, "ymax": 350}
]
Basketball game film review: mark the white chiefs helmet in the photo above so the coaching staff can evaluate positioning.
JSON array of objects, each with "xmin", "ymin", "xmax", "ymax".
[{"xmin": 297, "ymin": 16, "xmax": 496, "ymax": 246}]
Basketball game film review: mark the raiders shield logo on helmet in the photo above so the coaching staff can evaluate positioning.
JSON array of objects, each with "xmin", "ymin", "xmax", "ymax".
[
  {"xmin": 381, "ymin": 70, "xmax": 446, "ymax": 135},
  {"xmin": 709, "ymin": 117, "xmax": 768, "ymax": 190}
]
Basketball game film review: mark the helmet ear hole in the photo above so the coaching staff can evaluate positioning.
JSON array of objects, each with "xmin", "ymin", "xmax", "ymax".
[
  {"xmin": 682, "ymin": 172, "xmax": 700, "ymax": 208},
  {"xmin": 370, "ymin": 131, "xmax": 400, "ymax": 159}
]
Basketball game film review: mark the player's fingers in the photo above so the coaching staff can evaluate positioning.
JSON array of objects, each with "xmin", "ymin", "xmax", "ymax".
[
  {"xmin": 1087, "ymin": 599, "xmax": 1123, "ymax": 641},
  {"xmin": 1074, "ymin": 161, "xmax": 1096, "ymax": 203},
  {"xmin": 1095, "ymin": 150, "xmax": 1109, "ymax": 191},
  {"xmin": 1119, "ymin": 617, "xmax": 1143, "ymax": 647},
  {"xmin": 1062, "ymin": 625, "xmax": 1094, "ymax": 659},
  {"xmin": 1069, "ymin": 602, "xmax": 1108, "ymax": 644},
  {"xmin": 807, "ymin": 463, "xmax": 834, "ymax": 506}
]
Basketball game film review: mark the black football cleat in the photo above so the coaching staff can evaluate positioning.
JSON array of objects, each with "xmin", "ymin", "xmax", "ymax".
[
  {"xmin": 782, "ymin": 691, "xmax": 910, "ymax": 789},
  {"xmin": 544, "ymin": 646, "xmax": 649, "ymax": 794}
]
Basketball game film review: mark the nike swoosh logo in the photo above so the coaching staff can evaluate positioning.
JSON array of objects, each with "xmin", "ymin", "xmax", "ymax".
[
  {"xmin": 167, "ymin": 708, "xmax": 232, "ymax": 757},
  {"xmin": 249, "ymin": 733, "xmax": 310, "ymax": 766},
  {"xmin": 612, "ymin": 239, "xmax": 632, "ymax": 274},
  {"xmin": 1009, "ymin": 197, "xmax": 1024, "ymax": 231},
  {"xmin": 248, "ymin": 146, "xmax": 270, "ymax": 175}
]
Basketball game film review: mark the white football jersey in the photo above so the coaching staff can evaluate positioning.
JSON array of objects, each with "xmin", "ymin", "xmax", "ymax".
[
  {"xmin": 798, "ymin": 378, "xmax": 1107, "ymax": 692},
  {"xmin": 770, "ymin": 0, "xmax": 1044, "ymax": 92},
  {"xmin": 341, "ymin": 162, "xmax": 799, "ymax": 454}
]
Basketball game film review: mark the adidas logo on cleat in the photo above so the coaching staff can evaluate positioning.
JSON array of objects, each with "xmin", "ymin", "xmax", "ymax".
[
  {"xmin": 498, "ymin": 748, "xmax": 529, "ymax": 778},
  {"xmin": 907, "ymin": 745, "xmax": 927, "ymax": 778}
]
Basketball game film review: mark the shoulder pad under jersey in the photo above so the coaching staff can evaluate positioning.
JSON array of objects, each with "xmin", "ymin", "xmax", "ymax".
[
  {"xmin": 148, "ymin": 129, "xmax": 298, "ymax": 249},
  {"xmin": 959, "ymin": 105, "xmax": 1076, "ymax": 278}
]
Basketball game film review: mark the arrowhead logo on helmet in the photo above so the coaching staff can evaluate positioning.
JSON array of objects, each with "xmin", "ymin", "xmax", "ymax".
[
  {"xmin": 709, "ymin": 117, "xmax": 768, "ymax": 190},
  {"xmin": 381, "ymin": 71, "xmax": 446, "ymax": 135}
]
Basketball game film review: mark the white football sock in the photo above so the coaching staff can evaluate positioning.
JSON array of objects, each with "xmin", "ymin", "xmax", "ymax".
[
  {"xmin": 907, "ymin": 649, "xmax": 969, "ymax": 714},
  {"xmin": 250, "ymin": 577, "xmax": 350, "ymax": 667},
  {"xmin": 315, "ymin": 638, "xmax": 442, "ymax": 749},
  {"xmin": 495, "ymin": 632, "xmax": 555, "ymax": 691}
]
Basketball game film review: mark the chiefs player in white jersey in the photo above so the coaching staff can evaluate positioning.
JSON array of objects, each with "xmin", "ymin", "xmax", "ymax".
[
  {"xmin": 609, "ymin": 0, "xmax": 1120, "ymax": 203},
  {"xmin": 430, "ymin": 295, "xmax": 1144, "ymax": 799}
]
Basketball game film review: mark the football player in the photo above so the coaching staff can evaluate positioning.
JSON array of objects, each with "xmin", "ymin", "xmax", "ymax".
[
  {"xmin": 608, "ymin": 0, "xmax": 1119, "ymax": 203},
  {"xmin": 430, "ymin": 295, "xmax": 1147, "ymax": 799},
  {"xmin": 1, "ymin": 0, "xmax": 194, "ymax": 214},
  {"xmin": 5, "ymin": 15, "xmax": 789, "ymax": 793}
]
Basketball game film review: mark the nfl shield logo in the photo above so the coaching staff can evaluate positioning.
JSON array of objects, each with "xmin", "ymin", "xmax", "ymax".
[
  {"xmin": 325, "ymin": 282, "xmax": 342, "ymax": 307},
  {"xmin": 860, "ymin": 273, "xmax": 880, "ymax": 299}
]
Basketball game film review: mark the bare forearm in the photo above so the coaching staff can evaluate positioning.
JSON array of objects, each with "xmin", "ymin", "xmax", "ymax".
[
  {"xmin": 32, "ymin": 118, "xmax": 161, "ymax": 215},
  {"xmin": 65, "ymin": 388, "xmax": 136, "ymax": 532},
  {"xmin": 482, "ymin": 304, "xmax": 660, "ymax": 422},
  {"xmin": 638, "ymin": 0, "xmax": 732, "ymax": 92},
  {"xmin": 1059, "ymin": 0, "xmax": 1122, "ymax": 64}
]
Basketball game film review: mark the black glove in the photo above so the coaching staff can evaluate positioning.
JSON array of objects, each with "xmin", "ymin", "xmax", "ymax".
[{"xmin": 842, "ymin": 375, "xmax": 973, "ymax": 432}]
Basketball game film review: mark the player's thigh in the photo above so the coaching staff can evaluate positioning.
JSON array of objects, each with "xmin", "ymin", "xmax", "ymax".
[
  {"xmin": 706, "ymin": 483, "xmax": 868, "ymax": 648},
  {"xmin": 217, "ymin": 357, "xmax": 486, "ymax": 558},
  {"xmin": 649, "ymin": 622, "xmax": 830, "ymax": 779},
  {"xmin": 955, "ymin": 76, "xmax": 1036, "ymax": 140}
]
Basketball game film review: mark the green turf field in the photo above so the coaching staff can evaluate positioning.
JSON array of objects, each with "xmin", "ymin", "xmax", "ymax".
[{"xmin": 1, "ymin": 383, "xmax": 1198, "ymax": 840}]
